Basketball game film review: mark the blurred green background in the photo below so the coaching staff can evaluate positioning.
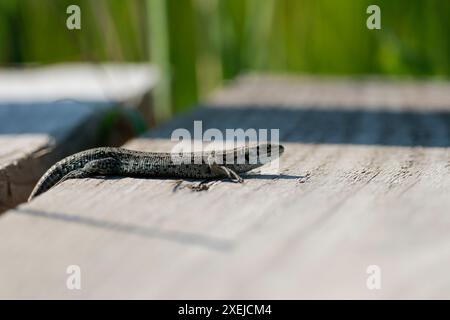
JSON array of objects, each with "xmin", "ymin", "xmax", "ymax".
[{"xmin": 1, "ymin": 0, "xmax": 449, "ymax": 118}]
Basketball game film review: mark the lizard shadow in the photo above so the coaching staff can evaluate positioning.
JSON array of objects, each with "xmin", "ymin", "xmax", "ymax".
[
  {"xmin": 242, "ymin": 173, "xmax": 303, "ymax": 180},
  {"xmin": 81, "ymin": 172, "xmax": 305, "ymax": 193},
  {"xmin": 90, "ymin": 173, "xmax": 303, "ymax": 185},
  {"xmin": 170, "ymin": 173, "xmax": 305, "ymax": 192},
  {"xmin": 85, "ymin": 173, "xmax": 305, "ymax": 194}
]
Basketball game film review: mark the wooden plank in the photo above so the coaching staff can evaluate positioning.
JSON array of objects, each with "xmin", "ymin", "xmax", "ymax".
[
  {"xmin": 0, "ymin": 63, "xmax": 158, "ymax": 104},
  {"xmin": 0, "ymin": 64, "xmax": 158, "ymax": 212},
  {"xmin": 0, "ymin": 76, "xmax": 449, "ymax": 299}
]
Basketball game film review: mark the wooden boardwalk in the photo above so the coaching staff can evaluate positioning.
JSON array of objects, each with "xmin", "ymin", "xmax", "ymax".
[
  {"xmin": 0, "ymin": 76, "xmax": 449, "ymax": 299},
  {"xmin": 0, "ymin": 64, "xmax": 157, "ymax": 212}
]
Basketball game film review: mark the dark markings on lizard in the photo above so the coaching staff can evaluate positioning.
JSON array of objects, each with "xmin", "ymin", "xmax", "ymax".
[{"xmin": 28, "ymin": 143, "xmax": 285, "ymax": 201}]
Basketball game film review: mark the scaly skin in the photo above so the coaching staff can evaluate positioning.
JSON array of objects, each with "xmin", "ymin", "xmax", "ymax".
[{"xmin": 28, "ymin": 143, "xmax": 284, "ymax": 200}]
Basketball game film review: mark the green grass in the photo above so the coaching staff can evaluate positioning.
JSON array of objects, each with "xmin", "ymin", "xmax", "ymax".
[{"xmin": 1, "ymin": 0, "xmax": 449, "ymax": 118}]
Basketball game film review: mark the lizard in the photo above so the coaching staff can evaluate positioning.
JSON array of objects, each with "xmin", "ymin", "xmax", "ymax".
[{"xmin": 28, "ymin": 143, "xmax": 284, "ymax": 201}]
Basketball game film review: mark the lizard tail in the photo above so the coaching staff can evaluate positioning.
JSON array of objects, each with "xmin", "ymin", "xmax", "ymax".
[{"xmin": 28, "ymin": 163, "xmax": 66, "ymax": 201}]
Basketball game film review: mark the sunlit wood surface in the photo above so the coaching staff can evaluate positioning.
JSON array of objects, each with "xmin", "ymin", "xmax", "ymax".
[{"xmin": 0, "ymin": 76, "xmax": 449, "ymax": 299}]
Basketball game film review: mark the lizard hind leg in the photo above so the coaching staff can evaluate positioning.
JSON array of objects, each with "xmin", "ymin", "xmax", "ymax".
[{"xmin": 54, "ymin": 157, "xmax": 121, "ymax": 190}]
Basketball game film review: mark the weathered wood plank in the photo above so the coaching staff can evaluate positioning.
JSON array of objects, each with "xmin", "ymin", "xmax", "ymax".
[
  {"xmin": 0, "ymin": 77, "xmax": 449, "ymax": 299},
  {"xmin": 0, "ymin": 63, "xmax": 158, "ymax": 105},
  {"xmin": 0, "ymin": 64, "xmax": 158, "ymax": 212},
  {"xmin": 0, "ymin": 102, "xmax": 107, "ymax": 212}
]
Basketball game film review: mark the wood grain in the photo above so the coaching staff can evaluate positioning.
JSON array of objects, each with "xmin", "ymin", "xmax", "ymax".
[{"xmin": 0, "ymin": 76, "xmax": 449, "ymax": 299}]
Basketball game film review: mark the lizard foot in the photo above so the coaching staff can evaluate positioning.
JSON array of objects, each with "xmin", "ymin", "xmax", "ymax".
[
  {"xmin": 207, "ymin": 156, "xmax": 244, "ymax": 183},
  {"xmin": 174, "ymin": 179, "xmax": 219, "ymax": 192}
]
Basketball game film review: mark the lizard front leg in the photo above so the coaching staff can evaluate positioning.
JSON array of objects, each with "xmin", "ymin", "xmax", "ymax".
[{"xmin": 207, "ymin": 155, "xmax": 243, "ymax": 183}]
